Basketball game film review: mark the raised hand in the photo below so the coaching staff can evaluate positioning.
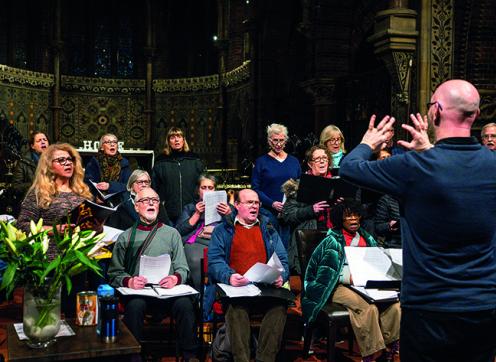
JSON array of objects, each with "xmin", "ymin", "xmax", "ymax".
[
  {"xmin": 397, "ymin": 113, "xmax": 434, "ymax": 152},
  {"xmin": 360, "ymin": 115, "xmax": 396, "ymax": 152},
  {"xmin": 313, "ymin": 201, "xmax": 330, "ymax": 213}
]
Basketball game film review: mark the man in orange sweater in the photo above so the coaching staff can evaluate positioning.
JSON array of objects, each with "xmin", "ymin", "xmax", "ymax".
[{"xmin": 208, "ymin": 189, "xmax": 290, "ymax": 362}]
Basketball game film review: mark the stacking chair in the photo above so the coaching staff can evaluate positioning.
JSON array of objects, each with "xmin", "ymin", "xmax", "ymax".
[{"xmin": 295, "ymin": 229, "xmax": 354, "ymax": 362}]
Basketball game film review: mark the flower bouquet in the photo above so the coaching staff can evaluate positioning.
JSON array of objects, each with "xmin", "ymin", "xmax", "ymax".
[{"xmin": 0, "ymin": 219, "xmax": 106, "ymax": 348}]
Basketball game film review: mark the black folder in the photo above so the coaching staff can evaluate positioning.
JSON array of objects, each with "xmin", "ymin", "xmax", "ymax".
[{"xmin": 296, "ymin": 174, "xmax": 334, "ymax": 204}]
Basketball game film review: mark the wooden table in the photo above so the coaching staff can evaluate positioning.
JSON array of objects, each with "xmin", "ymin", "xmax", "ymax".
[{"xmin": 7, "ymin": 319, "xmax": 141, "ymax": 361}]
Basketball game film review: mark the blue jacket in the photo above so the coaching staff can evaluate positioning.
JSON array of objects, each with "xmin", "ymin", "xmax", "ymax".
[
  {"xmin": 84, "ymin": 156, "xmax": 131, "ymax": 194},
  {"xmin": 340, "ymin": 138, "xmax": 496, "ymax": 312},
  {"xmin": 204, "ymin": 213, "xmax": 289, "ymax": 315}
]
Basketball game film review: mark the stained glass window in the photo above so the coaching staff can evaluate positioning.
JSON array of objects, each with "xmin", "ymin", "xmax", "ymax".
[
  {"xmin": 117, "ymin": 18, "xmax": 134, "ymax": 77},
  {"xmin": 94, "ymin": 23, "xmax": 112, "ymax": 77}
]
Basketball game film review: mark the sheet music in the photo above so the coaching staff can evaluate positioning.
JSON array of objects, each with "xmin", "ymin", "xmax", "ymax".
[
  {"xmin": 139, "ymin": 254, "xmax": 171, "ymax": 284},
  {"xmin": 117, "ymin": 284, "xmax": 198, "ymax": 299},
  {"xmin": 351, "ymin": 286, "xmax": 399, "ymax": 302},
  {"xmin": 218, "ymin": 283, "xmax": 261, "ymax": 297},
  {"xmin": 244, "ymin": 253, "xmax": 282, "ymax": 284},
  {"xmin": 203, "ymin": 191, "xmax": 227, "ymax": 225},
  {"xmin": 344, "ymin": 247, "xmax": 402, "ymax": 287},
  {"xmin": 103, "ymin": 225, "xmax": 124, "ymax": 242}
]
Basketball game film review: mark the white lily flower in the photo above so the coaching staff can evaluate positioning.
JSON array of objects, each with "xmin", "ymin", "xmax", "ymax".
[
  {"xmin": 41, "ymin": 234, "xmax": 49, "ymax": 254},
  {"xmin": 29, "ymin": 220, "xmax": 37, "ymax": 236}
]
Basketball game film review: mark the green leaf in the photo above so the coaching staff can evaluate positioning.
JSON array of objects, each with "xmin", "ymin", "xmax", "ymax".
[
  {"xmin": 0, "ymin": 263, "xmax": 17, "ymax": 292},
  {"xmin": 40, "ymin": 256, "xmax": 61, "ymax": 280},
  {"xmin": 65, "ymin": 275, "xmax": 73, "ymax": 295}
]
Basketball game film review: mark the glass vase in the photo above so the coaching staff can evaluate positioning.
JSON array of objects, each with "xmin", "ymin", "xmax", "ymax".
[{"xmin": 23, "ymin": 282, "xmax": 61, "ymax": 348}]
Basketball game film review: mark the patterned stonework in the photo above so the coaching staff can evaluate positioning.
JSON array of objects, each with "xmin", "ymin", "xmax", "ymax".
[{"xmin": 430, "ymin": 0, "xmax": 453, "ymax": 91}]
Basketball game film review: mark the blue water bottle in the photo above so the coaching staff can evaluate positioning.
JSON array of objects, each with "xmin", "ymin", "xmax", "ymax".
[
  {"xmin": 97, "ymin": 284, "xmax": 115, "ymax": 336},
  {"xmin": 101, "ymin": 295, "xmax": 118, "ymax": 343}
]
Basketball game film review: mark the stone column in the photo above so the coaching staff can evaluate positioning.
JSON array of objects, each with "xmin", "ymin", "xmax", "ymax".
[
  {"xmin": 300, "ymin": 78, "xmax": 336, "ymax": 135},
  {"xmin": 368, "ymin": 2, "xmax": 418, "ymax": 130},
  {"xmin": 144, "ymin": 0, "xmax": 156, "ymax": 147},
  {"xmin": 51, "ymin": 0, "xmax": 63, "ymax": 140}
]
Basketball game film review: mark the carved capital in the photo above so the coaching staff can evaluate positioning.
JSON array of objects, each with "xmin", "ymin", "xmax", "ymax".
[{"xmin": 300, "ymin": 78, "xmax": 336, "ymax": 105}]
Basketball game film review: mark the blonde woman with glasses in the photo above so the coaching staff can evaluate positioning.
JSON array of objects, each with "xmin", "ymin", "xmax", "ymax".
[
  {"xmin": 320, "ymin": 124, "xmax": 346, "ymax": 169},
  {"xmin": 17, "ymin": 143, "xmax": 93, "ymax": 257}
]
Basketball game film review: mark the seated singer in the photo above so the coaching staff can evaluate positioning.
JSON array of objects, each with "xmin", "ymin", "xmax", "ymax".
[
  {"xmin": 208, "ymin": 189, "xmax": 289, "ymax": 362},
  {"xmin": 108, "ymin": 188, "xmax": 199, "ymax": 362},
  {"xmin": 302, "ymin": 199, "xmax": 400, "ymax": 362}
]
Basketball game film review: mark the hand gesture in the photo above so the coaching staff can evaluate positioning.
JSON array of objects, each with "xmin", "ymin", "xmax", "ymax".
[
  {"xmin": 159, "ymin": 275, "xmax": 178, "ymax": 289},
  {"xmin": 129, "ymin": 276, "xmax": 148, "ymax": 289},
  {"xmin": 195, "ymin": 201, "xmax": 205, "ymax": 215},
  {"xmin": 272, "ymin": 201, "xmax": 284, "ymax": 212},
  {"xmin": 273, "ymin": 275, "xmax": 284, "ymax": 288},
  {"xmin": 96, "ymin": 182, "xmax": 110, "ymax": 191},
  {"xmin": 397, "ymin": 113, "xmax": 434, "ymax": 152},
  {"xmin": 229, "ymin": 273, "xmax": 249, "ymax": 287},
  {"xmin": 216, "ymin": 202, "xmax": 231, "ymax": 216},
  {"xmin": 360, "ymin": 115, "xmax": 396, "ymax": 152},
  {"xmin": 313, "ymin": 201, "xmax": 330, "ymax": 213}
]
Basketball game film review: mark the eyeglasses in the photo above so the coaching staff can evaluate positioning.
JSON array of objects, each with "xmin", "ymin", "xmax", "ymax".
[
  {"xmin": 311, "ymin": 156, "xmax": 329, "ymax": 163},
  {"xmin": 238, "ymin": 200, "xmax": 260, "ymax": 207},
  {"xmin": 326, "ymin": 138, "xmax": 341, "ymax": 144},
  {"xmin": 426, "ymin": 101, "xmax": 443, "ymax": 111},
  {"xmin": 200, "ymin": 185, "xmax": 215, "ymax": 190},
  {"xmin": 343, "ymin": 214, "xmax": 360, "ymax": 220},
  {"xmin": 135, "ymin": 180, "xmax": 151, "ymax": 186},
  {"xmin": 52, "ymin": 157, "xmax": 74, "ymax": 166},
  {"xmin": 269, "ymin": 139, "xmax": 286, "ymax": 146},
  {"xmin": 136, "ymin": 197, "xmax": 160, "ymax": 205},
  {"xmin": 103, "ymin": 140, "xmax": 118, "ymax": 145},
  {"xmin": 482, "ymin": 134, "xmax": 496, "ymax": 140}
]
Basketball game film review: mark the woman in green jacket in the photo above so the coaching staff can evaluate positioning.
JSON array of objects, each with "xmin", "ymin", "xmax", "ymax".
[{"xmin": 302, "ymin": 199, "xmax": 400, "ymax": 362}]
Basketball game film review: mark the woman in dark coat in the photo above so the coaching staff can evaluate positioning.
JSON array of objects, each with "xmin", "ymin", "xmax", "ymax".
[
  {"xmin": 84, "ymin": 133, "xmax": 131, "ymax": 195},
  {"xmin": 152, "ymin": 127, "xmax": 204, "ymax": 225}
]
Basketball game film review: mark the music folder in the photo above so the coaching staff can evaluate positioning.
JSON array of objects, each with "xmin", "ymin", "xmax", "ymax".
[{"xmin": 296, "ymin": 174, "xmax": 333, "ymax": 204}]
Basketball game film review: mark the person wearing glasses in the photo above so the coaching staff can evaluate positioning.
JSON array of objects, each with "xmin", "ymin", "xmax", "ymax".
[
  {"xmin": 106, "ymin": 169, "xmax": 171, "ymax": 230},
  {"xmin": 280, "ymin": 145, "xmax": 334, "ymax": 273},
  {"xmin": 319, "ymin": 124, "xmax": 346, "ymax": 169},
  {"xmin": 251, "ymin": 123, "xmax": 301, "ymax": 248},
  {"xmin": 207, "ymin": 189, "xmax": 290, "ymax": 362},
  {"xmin": 84, "ymin": 133, "xmax": 131, "ymax": 196},
  {"xmin": 108, "ymin": 187, "xmax": 199, "ymax": 362},
  {"xmin": 303, "ymin": 199, "xmax": 400, "ymax": 362},
  {"xmin": 17, "ymin": 143, "xmax": 93, "ymax": 257},
  {"xmin": 12, "ymin": 131, "xmax": 50, "ymax": 198},
  {"xmin": 481, "ymin": 122, "xmax": 496, "ymax": 151},
  {"xmin": 175, "ymin": 174, "xmax": 231, "ymax": 291},
  {"xmin": 339, "ymin": 79, "xmax": 496, "ymax": 361},
  {"xmin": 152, "ymin": 127, "xmax": 204, "ymax": 225}
]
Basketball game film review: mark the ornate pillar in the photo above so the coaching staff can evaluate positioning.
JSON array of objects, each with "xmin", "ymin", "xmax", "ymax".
[
  {"xmin": 300, "ymin": 78, "xmax": 336, "ymax": 134},
  {"xmin": 51, "ymin": 0, "xmax": 63, "ymax": 140},
  {"xmin": 368, "ymin": 1, "xmax": 418, "ymax": 128},
  {"xmin": 419, "ymin": 0, "xmax": 453, "ymax": 114},
  {"xmin": 144, "ymin": 0, "xmax": 155, "ymax": 147},
  {"xmin": 216, "ymin": 0, "xmax": 229, "ymax": 165}
]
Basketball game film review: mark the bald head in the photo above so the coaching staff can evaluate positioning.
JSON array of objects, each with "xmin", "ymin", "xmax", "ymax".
[
  {"xmin": 434, "ymin": 80, "xmax": 480, "ymax": 119},
  {"xmin": 429, "ymin": 80, "xmax": 480, "ymax": 139}
]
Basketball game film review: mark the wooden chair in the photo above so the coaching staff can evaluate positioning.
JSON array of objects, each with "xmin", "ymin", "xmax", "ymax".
[{"xmin": 295, "ymin": 229, "xmax": 354, "ymax": 362}]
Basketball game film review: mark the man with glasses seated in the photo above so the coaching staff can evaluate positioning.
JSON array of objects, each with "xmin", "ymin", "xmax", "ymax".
[
  {"xmin": 207, "ymin": 189, "xmax": 290, "ymax": 362},
  {"xmin": 84, "ymin": 133, "xmax": 131, "ymax": 196},
  {"xmin": 106, "ymin": 170, "xmax": 171, "ymax": 230},
  {"xmin": 108, "ymin": 187, "xmax": 199, "ymax": 362},
  {"xmin": 481, "ymin": 122, "xmax": 496, "ymax": 151}
]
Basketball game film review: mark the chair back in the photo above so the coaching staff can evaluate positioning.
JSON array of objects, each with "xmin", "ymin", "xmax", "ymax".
[{"xmin": 295, "ymin": 229, "xmax": 327, "ymax": 287}]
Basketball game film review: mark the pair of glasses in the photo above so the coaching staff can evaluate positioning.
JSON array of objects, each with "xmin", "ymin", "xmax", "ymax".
[
  {"xmin": 312, "ymin": 156, "xmax": 329, "ymax": 163},
  {"xmin": 327, "ymin": 138, "xmax": 341, "ymax": 144},
  {"xmin": 135, "ymin": 180, "xmax": 151, "ymax": 186},
  {"xmin": 238, "ymin": 200, "xmax": 260, "ymax": 207},
  {"xmin": 270, "ymin": 139, "xmax": 286, "ymax": 145},
  {"xmin": 426, "ymin": 101, "xmax": 443, "ymax": 111},
  {"xmin": 344, "ymin": 214, "xmax": 360, "ymax": 220},
  {"xmin": 52, "ymin": 157, "xmax": 74, "ymax": 166},
  {"xmin": 200, "ymin": 185, "xmax": 215, "ymax": 190},
  {"xmin": 136, "ymin": 197, "xmax": 160, "ymax": 205},
  {"xmin": 482, "ymin": 134, "xmax": 496, "ymax": 140},
  {"xmin": 103, "ymin": 140, "xmax": 118, "ymax": 145}
]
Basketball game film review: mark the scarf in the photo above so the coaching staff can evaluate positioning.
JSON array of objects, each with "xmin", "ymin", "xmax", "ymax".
[
  {"xmin": 332, "ymin": 150, "xmax": 343, "ymax": 168},
  {"xmin": 96, "ymin": 150, "xmax": 122, "ymax": 183}
]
